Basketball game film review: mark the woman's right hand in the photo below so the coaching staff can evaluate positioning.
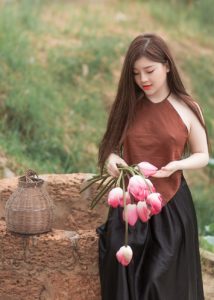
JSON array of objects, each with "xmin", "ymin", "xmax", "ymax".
[{"xmin": 106, "ymin": 153, "xmax": 128, "ymax": 177}]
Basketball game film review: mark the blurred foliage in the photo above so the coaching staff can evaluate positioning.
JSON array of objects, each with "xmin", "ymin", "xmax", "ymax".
[
  {"xmin": 182, "ymin": 57, "xmax": 214, "ymax": 147},
  {"xmin": 199, "ymin": 236, "xmax": 214, "ymax": 253},
  {"xmin": 192, "ymin": 184, "xmax": 214, "ymax": 235},
  {"xmin": 0, "ymin": 0, "xmax": 128, "ymax": 173},
  {"xmin": 140, "ymin": 0, "xmax": 214, "ymax": 36}
]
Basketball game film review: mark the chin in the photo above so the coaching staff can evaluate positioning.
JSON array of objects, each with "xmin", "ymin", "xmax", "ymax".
[{"xmin": 144, "ymin": 89, "xmax": 155, "ymax": 95}]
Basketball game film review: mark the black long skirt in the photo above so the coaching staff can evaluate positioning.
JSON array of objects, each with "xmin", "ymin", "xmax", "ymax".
[{"xmin": 96, "ymin": 177, "xmax": 204, "ymax": 300}]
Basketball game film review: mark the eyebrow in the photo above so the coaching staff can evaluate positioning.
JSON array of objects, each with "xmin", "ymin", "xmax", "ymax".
[{"xmin": 133, "ymin": 65, "xmax": 155, "ymax": 70}]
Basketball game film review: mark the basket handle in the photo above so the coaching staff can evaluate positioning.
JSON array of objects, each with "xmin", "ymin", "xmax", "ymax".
[{"xmin": 25, "ymin": 169, "xmax": 38, "ymax": 183}]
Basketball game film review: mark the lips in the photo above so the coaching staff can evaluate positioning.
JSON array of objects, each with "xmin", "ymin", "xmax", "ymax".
[{"xmin": 142, "ymin": 84, "xmax": 152, "ymax": 90}]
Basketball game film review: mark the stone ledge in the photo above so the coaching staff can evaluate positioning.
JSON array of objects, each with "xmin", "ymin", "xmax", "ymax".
[
  {"xmin": 200, "ymin": 248, "xmax": 214, "ymax": 276},
  {"xmin": 0, "ymin": 271, "xmax": 100, "ymax": 300},
  {"xmin": 0, "ymin": 173, "xmax": 109, "ymax": 231},
  {"xmin": 1, "ymin": 174, "xmax": 213, "ymax": 299},
  {"xmin": 0, "ymin": 220, "xmax": 100, "ymax": 300},
  {"xmin": 0, "ymin": 221, "xmax": 99, "ymax": 273}
]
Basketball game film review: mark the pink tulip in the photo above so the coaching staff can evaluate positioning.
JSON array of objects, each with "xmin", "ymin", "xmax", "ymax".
[
  {"xmin": 116, "ymin": 245, "xmax": 133, "ymax": 266},
  {"xmin": 120, "ymin": 192, "xmax": 131, "ymax": 207},
  {"xmin": 128, "ymin": 175, "xmax": 148, "ymax": 201},
  {"xmin": 138, "ymin": 162, "xmax": 158, "ymax": 177},
  {"xmin": 137, "ymin": 201, "xmax": 151, "ymax": 222},
  {"xmin": 123, "ymin": 204, "xmax": 138, "ymax": 226},
  {"xmin": 145, "ymin": 178, "xmax": 156, "ymax": 193},
  {"xmin": 146, "ymin": 193, "xmax": 163, "ymax": 215},
  {"xmin": 107, "ymin": 187, "xmax": 123, "ymax": 208}
]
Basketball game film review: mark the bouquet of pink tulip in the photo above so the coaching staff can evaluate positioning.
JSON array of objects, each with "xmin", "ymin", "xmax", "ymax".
[{"xmin": 80, "ymin": 161, "xmax": 166, "ymax": 266}]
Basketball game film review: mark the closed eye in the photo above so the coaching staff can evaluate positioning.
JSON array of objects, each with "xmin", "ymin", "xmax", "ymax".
[{"xmin": 133, "ymin": 70, "xmax": 154, "ymax": 75}]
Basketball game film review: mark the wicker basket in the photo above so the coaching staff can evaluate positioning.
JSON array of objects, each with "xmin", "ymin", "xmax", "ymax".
[{"xmin": 5, "ymin": 170, "xmax": 54, "ymax": 234}]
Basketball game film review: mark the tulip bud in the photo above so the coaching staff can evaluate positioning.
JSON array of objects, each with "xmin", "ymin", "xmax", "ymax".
[
  {"xmin": 137, "ymin": 201, "xmax": 151, "ymax": 222},
  {"xmin": 107, "ymin": 187, "xmax": 123, "ymax": 208},
  {"xmin": 146, "ymin": 193, "xmax": 163, "ymax": 215},
  {"xmin": 138, "ymin": 162, "xmax": 158, "ymax": 177},
  {"xmin": 145, "ymin": 178, "xmax": 156, "ymax": 193},
  {"xmin": 120, "ymin": 191, "xmax": 131, "ymax": 207},
  {"xmin": 123, "ymin": 204, "xmax": 138, "ymax": 226},
  {"xmin": 116, "ymin": 245, "xmax": 133, "ymax": 266},
  {"xmin": 128, "ymin": 175, "xmax": 148, "ymax": 201}
]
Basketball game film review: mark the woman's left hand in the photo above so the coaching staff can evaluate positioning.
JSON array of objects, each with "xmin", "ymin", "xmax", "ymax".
[{"xmin": 151, "ymin": 161, "xmax": 180, "ymax": 178}]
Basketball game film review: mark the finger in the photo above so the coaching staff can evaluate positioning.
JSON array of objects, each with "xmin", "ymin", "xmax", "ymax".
[
  {"xmin": 107, "ymin": 168, "xmax": 117, "ymax": 177},
  {"xmin": 119, "ymin": 161, "xmax": 128, "ymax": 168},
  {"xmin": 120, "ymin": 159, "xmax": 128, "ymax": 166},
  {"xmin": 151, "ymin": 174, "xmax": 161, "ymax": 178},
  {"xmin": 106, "ymin": 165, "xmax": 115, "ymax": 177},
  {"xmin": 108, "ymin": 165, "xmax": 120, "ymax": 177},
  {"xmin": 151, "ymin": 170, "xmax": 165, "ymax": 178},
  {"xmin": 151, "ymin": 170, "xmax": 162, "ymax": 175},
  {"xmin": 152, "ymin": 174, "xmax": 165, "ymax": 178},
  {"xmin": 112, "ymin": 166, "xmax": 120, "ymax": 177}
]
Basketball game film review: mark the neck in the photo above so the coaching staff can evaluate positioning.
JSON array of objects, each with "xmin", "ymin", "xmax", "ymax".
[{"xmin": 146, "ymin": 88, "xmax": 171, "ymax": 103}]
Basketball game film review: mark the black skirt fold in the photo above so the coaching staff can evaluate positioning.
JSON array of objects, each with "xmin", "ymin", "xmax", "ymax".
[{"xmin": 96, "ymin": 177, "xmax": 204, "ymax": 300}]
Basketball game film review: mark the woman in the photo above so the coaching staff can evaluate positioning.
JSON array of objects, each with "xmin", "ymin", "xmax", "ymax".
[{"xmin": 96, "ymin": 33, "xmax": 209, "ymax": 300}]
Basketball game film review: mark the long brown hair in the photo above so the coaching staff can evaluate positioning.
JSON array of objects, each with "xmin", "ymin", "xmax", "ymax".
[{"xmin": 98, "ymin": 33, "xmax": 209, "ymax": 171}]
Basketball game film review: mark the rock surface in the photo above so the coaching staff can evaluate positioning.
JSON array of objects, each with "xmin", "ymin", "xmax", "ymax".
[
  {"xmin": 0, "ymin": 221, "xmax": 100, "ymax": 300},
  {"xmin": 0, "ymin": 173, "xmax": 213, "ymax": 299},
  {"xmin": 0, "ymin": 173, "xmax": 109, "ymax": 230},
  {"xmin": 0, "ymin": 173, "xmax": 106, "ymax": 300}
]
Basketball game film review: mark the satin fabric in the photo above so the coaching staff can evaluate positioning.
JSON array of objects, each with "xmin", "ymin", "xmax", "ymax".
[{"xmin": 96, "ymin": 177, "xmax": 204, "ymax": 300}]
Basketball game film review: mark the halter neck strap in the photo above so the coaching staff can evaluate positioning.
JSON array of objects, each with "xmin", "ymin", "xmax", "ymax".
[{"xmin": 146, "ymin": 90, "xmax": 171, "ymax": 103}]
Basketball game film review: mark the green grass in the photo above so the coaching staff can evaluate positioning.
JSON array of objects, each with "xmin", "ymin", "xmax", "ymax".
[
  {"xmin": 182, "ymin": 56, "xmax": 214, "ymax": 151},
  {"xmin": 192, "ymin": 183, "xmax": 214, "ymax": 235},
  {"xmin": 199, "ymin": 237, "xmax": 214, "ymax": 253},
  {"xmin": 0, "ymin": 0, "xmax": 128, "ymax": 174},
  {"xmin": 143, "ymin": 0, "xmax": 214, "ymax": 40}
]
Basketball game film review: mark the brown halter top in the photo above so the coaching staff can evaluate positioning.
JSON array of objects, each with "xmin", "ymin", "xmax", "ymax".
[{"xmin": 122, "ymin": 94, "xmax": 189, "ymax": 202}]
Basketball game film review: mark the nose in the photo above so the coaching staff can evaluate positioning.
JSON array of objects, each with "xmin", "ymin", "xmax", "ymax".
[{"xmin": 140, "ymin": 71, "xmax": 148, "ymax": 83}]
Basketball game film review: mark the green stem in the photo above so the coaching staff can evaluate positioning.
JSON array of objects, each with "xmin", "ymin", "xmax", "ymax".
[
  {"xmin": 118, "ymin": 165, "xmax": 135, "ymax": 176},
  {"xmin": 80, "ymin": 175, "xmax": 104, "ymax": 193},
  {"xmin": 124, "ymin": 171, "xmax": 131, "ymax": 180},
  {"xmin": 90, "ymin": 178, "xmax": 117, "ymax": 209},
  {"xmin": 134, "ymin": 170, "xmax": 142, "ymax": 176},
  {"xmin": 86, "ymin": 174, "xmax": 103, "ymax": 181},
  {"xmin": 96, "ymin": 175, "xmax": 110, "ymax": 190},
  {"xmin": 91, "ymin": 180, "xmax": 116, "ymax": 209},
  {"xmin": 134, "ymin": 167, "xmax": 145, "ymax": 178},
  {"xmin": 117, "ymin": 169, "xmax": 123, "ymax": 187},
  {"xmin": 122, "ymin": 171, "xmax": 128, "ymax": 247}
]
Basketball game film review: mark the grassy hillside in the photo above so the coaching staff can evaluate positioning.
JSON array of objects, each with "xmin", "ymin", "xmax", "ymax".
[{"xmin": 0, "ymin": 0, "xmax": 214, "ymax": 237}]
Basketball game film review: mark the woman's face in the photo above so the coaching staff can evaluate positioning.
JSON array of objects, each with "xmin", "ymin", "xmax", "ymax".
[{"xmin": 133, "ymin": 56, "xmax": 170, "ymax": 99}]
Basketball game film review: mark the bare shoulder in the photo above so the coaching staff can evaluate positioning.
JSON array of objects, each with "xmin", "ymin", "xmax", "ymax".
[
  {"xmin": 169, "ymin": 95, "xmax": 204, "ymax": 132},
  {"xmin": 167, "ymin": 94, "xmax": 192, "ymax": 132},
  {"xmin": 192, "ymin": 101, "xmax": 205, "ymax": 122},
  {"xmin": 169, "ymin": 94, "xmax": 192, "ymax": 113}
]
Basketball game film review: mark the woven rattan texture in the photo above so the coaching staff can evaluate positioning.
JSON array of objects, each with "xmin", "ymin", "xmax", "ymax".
[{"xmin": 5, "ymin": 176, "xmax": 54, "ymax": 234}]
